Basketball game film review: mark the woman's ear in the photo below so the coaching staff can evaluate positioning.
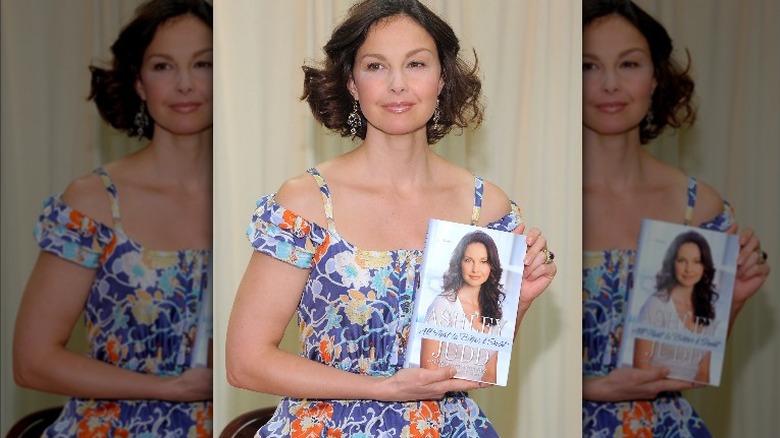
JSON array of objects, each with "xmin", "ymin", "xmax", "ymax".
[
  {"xmin": 134, "ymin": 76, "xmax": 147, "ymax": 101},
  {"xmin": 347, "ymin": 74, "xmax": 359, "ymax": 101}
]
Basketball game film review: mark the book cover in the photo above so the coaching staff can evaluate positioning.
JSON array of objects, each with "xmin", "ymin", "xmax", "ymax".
[
  {"xmin": 618, "ymin": 219, "xmax": 739, "ymax": 386},
  {"xmin": 191, "ymin": 265, "xmax": 213, "ymax": 368},
  {"xmin": 404, "ymin": 219, "xmax": 526, "ymax": 386}
]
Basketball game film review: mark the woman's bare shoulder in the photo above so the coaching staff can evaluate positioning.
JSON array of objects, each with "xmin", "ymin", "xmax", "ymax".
[
  {"xmin": 61, "ymin": 171, "xmax": 113, "ymax": 225},
  {"xmin": 274, "ymin": 170, "xmax": 327, "ymax": 226},
  {"xmin": 691, "ymin": 179, "xmax": 727, "ymax": 225},
  {"xmin": 478, "ymin": 179, "xmax": 512, "ymax": 225}
]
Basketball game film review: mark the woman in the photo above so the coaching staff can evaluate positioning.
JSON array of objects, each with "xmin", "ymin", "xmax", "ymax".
[
  {"xmin": 634, "ymin": 231, "xmax": 718, "ymax": 384},
  {"xmin": 12, "ymin": 0, "xmax": 213, "ymax": 436},
  {"xmin": 225, "ymin": 0, "xmax": 556, "ymax": 436},
  {"xmin": 420, "ymin": 231, "xmax": 505, "ymax": 384},
  {"xmin": 582, "ymin": 0, "xmax": 770, "ymax": 436}
]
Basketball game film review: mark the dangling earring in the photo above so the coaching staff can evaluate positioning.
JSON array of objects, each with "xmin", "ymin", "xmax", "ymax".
[
  {"xmin": 347, "ymin": 99, "xmax": 362, "ymax": 136},
  {"xmin": 134, "ymin": 101, "xmax": 149, "ymax": 137},
  {"xmin": 644, "ymin": 108, "xmax": 655, "ymax": 131},
  {"xmin": 432, "ymin": 98, "xmax": 441, "ymax": 131}
]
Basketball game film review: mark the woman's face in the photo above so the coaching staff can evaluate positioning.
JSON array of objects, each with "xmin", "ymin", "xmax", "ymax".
[
  {"xmin": 348, "ymin": 15, "xmax": 444, "ymax": 139},
  {"xmin": 135, "ymin": 14, "xmax": 213, "ymax": 138},
  {"xmin": 582, "ymin": 14, "xmax": 656, "ymax": 139},
  {"xmin": 461, "ymin": 242, "xmax": 491, "ymax": 288},
  {"xmin": 674, "ymin": 242, "xmax": 704, "ymax": 288}
]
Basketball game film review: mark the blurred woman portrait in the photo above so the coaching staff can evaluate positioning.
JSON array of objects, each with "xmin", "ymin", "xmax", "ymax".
[
  {"xmin": 634, "ymin": 231, "xmax": 719, "ymax": 384},
  {"xmin": 10, "ymin": 0, "xmax": 214, "ymax": 436}
]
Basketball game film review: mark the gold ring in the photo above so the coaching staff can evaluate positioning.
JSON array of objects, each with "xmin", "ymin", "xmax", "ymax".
[
  {"xmin": 758, "ymin": 250, "xmax": 768, "ymax": 265},
  {"xmin": 543, "ymin": 247, "xmax": 555, "ymax": 264}
]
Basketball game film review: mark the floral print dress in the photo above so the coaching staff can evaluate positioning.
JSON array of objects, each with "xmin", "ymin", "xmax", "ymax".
[
  {"xmin": 248, "ymin": 168, "xmax": 523, "ymax": 438},
  {"xmin": 36, "ymin": 168, "xmax": 212, "ymax": 437},
  {"xmin": 583, "ymin": 177, "xmax": 735, "ymax": 437}
]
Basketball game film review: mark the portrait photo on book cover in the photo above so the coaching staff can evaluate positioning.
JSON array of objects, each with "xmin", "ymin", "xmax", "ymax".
[
  {"xmin": 406, "ymin": 220, "xmax": 526, "ymax": 386},
  {"xmin": 619, "ymin": 220, "xmax": 739, "ymax": 386}
]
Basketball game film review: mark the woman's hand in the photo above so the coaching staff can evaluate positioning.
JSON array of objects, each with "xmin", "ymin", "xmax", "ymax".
[
  {"xmin": 583, "ymin": 367, "xmax": 704, "ymax": 402},
  {"xmin": 378, "ymin": 367, "xmax": 484, "ymax": 402},
  {"xmin": 162, "ymin": 367, "xmax": 213, "ymax": 402},
  {"xmin": 514, "ymin": 225, "xmax": 557, "ymax": 314},
  {"xmin": 726, "ymin": 225, "xmax": 770, "ymax": 322}
]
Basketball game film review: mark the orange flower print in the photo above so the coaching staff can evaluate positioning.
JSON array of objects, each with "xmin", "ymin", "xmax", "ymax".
[
  {"xmin": 106, "ymin": 335, "xmax": 123, "ymax": 364},
  {"xmin": 618, "ymin": 401, "xmax": 654, "ymax": 438},
  {"xmin": 100, "ymin": 234, "xmax": 118, "ymax": 265},
  {"xmin": 402, "ymin": 401, "xmax": 441, "ymax": 438},
  {"xmin": 291, "ymin": 402, "xmax": 334, "ymax": 437},
  {"xmin": 68, "ymin": 209, "xmax": 97, "ymax": 235},
  {"xmin": 194, "ymin": 403, "xmax": 213, "ymax": 437},
  {"xmin": 280, "ymin": 209, "xmax": 311, "ymax": 235},
  {"xmin": 77, "ymin": 402, "xmax": 124, "ymax": 437},
  {"xmin": 314, "ymin": 233, "xmax": 330, "ymax": 263},
  {"xmin": 319, "ymin": 337, "xmax": 334, "ymax": 363}
]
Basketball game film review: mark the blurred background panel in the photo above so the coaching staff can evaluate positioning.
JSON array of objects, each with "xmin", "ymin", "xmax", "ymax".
[
  {"xmin": 635, "ymin": 1, "xmax": 779, "ymax": 436},
  {"xmin": 1, "ymin": 1, "xmax": 147, "ymax": 435}
]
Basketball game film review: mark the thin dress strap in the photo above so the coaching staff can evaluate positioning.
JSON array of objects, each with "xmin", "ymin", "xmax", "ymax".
[
  {"xmin": 471, "ymin": 176, "xmax": 484, "ymax": 226},
  {"xmin": 684, "ymin": 176, "xmax": 697, "ymax": 226},
  {"xmin": 307, "ymin": 168, "xmax": 337, "ymax": 232},
  {"xmin": 93, "ymin": 167, "xmax": 124, "ymax": 232}
]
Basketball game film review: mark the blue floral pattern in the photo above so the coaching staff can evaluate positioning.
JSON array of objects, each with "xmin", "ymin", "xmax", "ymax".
[
  {"xmin": 36, "ymin": 168, "xmax": 212, "ymax": 437},
  {"xmin": 583, "ymin": 177, "xmax": 735, "ymax": 437},
  {"xmin": 247, "ymin": 168, "xmax": 522, "ymax": 437}
]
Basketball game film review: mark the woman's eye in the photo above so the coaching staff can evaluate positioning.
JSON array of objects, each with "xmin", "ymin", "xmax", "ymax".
[
  {"xmin": 408, "ymin": 61, "xmax": 425, "ymax": 68},
  {"xmin": 195, "ymin": 60, "xmax": 213, "ymax": 69},
  {"xmin": 582, "ymin": 62, "xmax": 597, "ymax": 71},
  {"xmin": 621, "ymin": 60, "xmax": 640, "ymax": 68},
  {"xmin": 367, "ymin": 62, "xmax": 383, "ymax": 70},
  {"xmin": 152, "ymin": 62, "xmax": 171, "ymax": 71}
]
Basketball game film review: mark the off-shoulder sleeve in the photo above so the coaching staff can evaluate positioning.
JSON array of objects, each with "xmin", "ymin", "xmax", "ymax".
[
  {"xmin": 33, "ymin": 195, "xmax": 116, "ymax": 269},
  {"xmin": 246, "ymin": 194, "xmax": 328, "ymax": 269},
  {"xmin": 486, "ymin": 200, "xmax": 524, "ymax": 232},
  {"xmin": 700, "ymin": 200, "xmax": 736, "ymax": 232}
]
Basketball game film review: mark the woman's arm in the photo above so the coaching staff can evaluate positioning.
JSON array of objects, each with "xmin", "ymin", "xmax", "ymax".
[
  {"xmin": 13, "ymin": 252, "xmax": 211, "ymax": 401},
  {"xmin": 226, "ymin": 251, "xmax": 481, "ymax": 401},
  {"xmin": 583, "ymin": 367, "xmax": 703, "ymax": 402}
]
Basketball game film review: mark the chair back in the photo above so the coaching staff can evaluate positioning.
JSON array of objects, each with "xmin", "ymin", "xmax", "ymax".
[
  {"xmin": 219, "ymin": 406, "xmax": 277, "ymax": 438},
  {"xmin": 5, "ymin": 406, "xmax": 63, "ymax": 438}
]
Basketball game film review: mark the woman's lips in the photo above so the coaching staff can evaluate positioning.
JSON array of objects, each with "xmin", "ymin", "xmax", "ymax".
[
  {"xmin": 595, "ymin": 102, "xmax": 627, "ymax": 114},
  {"xmin": 383, "ymin": 102, "xmax": 414, "ymax": 113},
  {"xmin": 170, "ymin": 102, "xmax": 202, "ymax": 114}
]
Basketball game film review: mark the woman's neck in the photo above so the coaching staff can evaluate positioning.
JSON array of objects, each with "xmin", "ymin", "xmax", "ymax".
[
  {"xmin": 351, "ymin": 129, "xmax": 437, "ymax": 192},
  {"xmin": 583, "ymin": 127, "xmax": 649, "ymax": 191},
  {"xmin": 133, "ymin": 129, "xmax": 213, "ymax": 192}
]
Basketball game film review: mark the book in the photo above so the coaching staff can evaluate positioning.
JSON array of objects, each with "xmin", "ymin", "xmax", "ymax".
[
  {"xmin": 191, "ymin": 265, "xmax": 213, "ymax": 368},
  {"xmin": 404, "ymin": 219, "xmax": 527, "ymax": 386},
  {"xmin": 617, "ymin": 219, "xmax": 739, "ymax": 386}
]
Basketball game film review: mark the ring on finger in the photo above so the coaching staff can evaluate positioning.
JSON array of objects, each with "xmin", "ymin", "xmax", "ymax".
[{"xmin": 542, "ymin": 247, "xmax": 555, "ymax": 264}]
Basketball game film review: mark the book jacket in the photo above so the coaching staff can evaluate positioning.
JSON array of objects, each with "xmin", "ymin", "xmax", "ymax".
[
  {"xmin": 618, "ymin": 219, "xmax": 739, "ymax": 386},
  {"xmin": 404, "ymin": 219, "xmax": 526, "ymax": 386},
  {"xmin": 191, "ymin": 265, "xmax": 213, "ymax": 368}
]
